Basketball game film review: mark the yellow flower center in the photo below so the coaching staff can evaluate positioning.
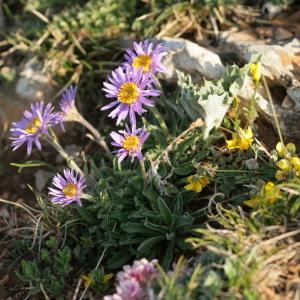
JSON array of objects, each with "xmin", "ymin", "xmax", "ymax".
[
  {"xmin": 118, "ymin": 82, "xmax": 140, "ymax": 105},
  {"xmin": 63, "ymin": 183, "xmax": 78, "ymax": 197},
  {"xmin": 123, "ymin": 135, "xmax": 140, "ymax": 151},
  {"xmin": 132, "ymin": 54, "xmax": 152, "ymax": 72},
  {"xmin": 25, "ymin": 117, "xmax": 42, "ymax": 134}
]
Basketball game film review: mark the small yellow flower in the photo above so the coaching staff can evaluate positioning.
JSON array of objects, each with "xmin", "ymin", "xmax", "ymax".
[
  {"xmin": 286, "ymin": 143, "xmax": 296, "ymax": 154},
  {"xmin": 244, "ymin": 196, "xmax": 260, "ymax": 208},
  {"xmin": 274, "ymin": 142, "xmax": 300, "ymax": 180},
  {"xmin": 226, "ymin": 127, "xmax": 253, "ymax": 151},
  {"xmin": 277, "ymin": 159, "xmax": 290, "ymax": 172},
  {"xmin": 184, "ymin": 175, "xmax": 209, "ymax": 193},
  {"xmin": 276, "ymin": 142, "xmax": 296, "ymax": 158},
  {"xmin": 250, "ymin": 62, "xmax": 261, "ymax": 84},
  {"xmin": 81, "ymin": 274, "xmax": 95, "ymax": 288},
  {"xmin": 226, "ymin": 135, "xmax": 239, "ymax": 149},
  {"xmin": 275, "ymin": 170, "xmax": 287, "ymax": 181},
  {"xmin": 276, "ymin": 142, "xmax": 285, "ymax": 157},
  {"xmin": 245, "ymin": 181, "xmax": 282, "ymax": 207},
  {"xmin": 263, "ymin": 182, "xmax": 282, "ymax": 205},
  {"xmin": 290, "ymin": 156, "xmax": 300, "ymax": 171}
]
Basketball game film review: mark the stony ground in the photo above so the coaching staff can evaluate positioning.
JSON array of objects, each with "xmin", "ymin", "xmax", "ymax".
[{"xmin": 1, "ymin": 1, "xmax": 300, "ymax": 299}]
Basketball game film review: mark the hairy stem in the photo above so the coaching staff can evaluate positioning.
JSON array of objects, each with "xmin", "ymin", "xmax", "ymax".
[
  {"xmin": 45, "ymin": 132, "xmax": 83, "ymax": 175},
  {"xmin": 77, "ymin": 114, "xmax": 111, "ymax": 156}
]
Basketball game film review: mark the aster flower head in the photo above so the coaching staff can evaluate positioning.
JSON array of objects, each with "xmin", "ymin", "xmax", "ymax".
[
  {"xmin": 10, "ymin": 101, "xmax": 60, "ymax": 155},
  {"xmin": 124, "ymin": 40, "xmax": 167, "ymax": 74},
  {"xmin": 102, "ymin": 66, "xmax": 160, "ymax": 126},
  {"xmin": 58, "ymin": 85, "xmax": 80, "ymax": 131},
  {"xmin": 60, "ymin": 85, "xmax": 78, "ymax": 117},
  {"xmin": 48, "ymin": 168, "xmax": 87, "ymax": 207},
  {"xmin": 110, "ymin": 124, "xmax": 150, "ymax": 163}
]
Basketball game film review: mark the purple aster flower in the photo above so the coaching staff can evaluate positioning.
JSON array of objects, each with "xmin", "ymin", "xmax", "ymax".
[
  {"xmin": 10, "ymin": 101, "xmax": 60, "ymax": 155},
  {"xmin": 110, "ymin": 124, "xmax": 150, "ymax": 163},
  {"xmin": 48, "ymin": 168, "xmax": 87, "ymax": 207},
  {"xmin": 101, "ymin": 66, "xmax": 160, "ymax": 126},
  {"xmin": 124, "ymin": 40, "xmax": 167, "ymax": 74},
  {"xmin": 60, "ymin": 85, "xmax": 78, "ymax": 117},
  {"xmin": 58, "ymin": 85, "xmax": 79, "ymax": 131}
]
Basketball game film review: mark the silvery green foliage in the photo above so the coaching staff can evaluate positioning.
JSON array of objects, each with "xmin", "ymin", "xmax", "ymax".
[{"xmin": 177, "ymin": 63, "xmax": 250, "ymax": 138}]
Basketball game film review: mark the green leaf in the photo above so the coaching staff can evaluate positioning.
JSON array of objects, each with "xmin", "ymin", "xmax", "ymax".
[
  {"xmin": 143, "ymin": 221, "xmax": 168, "ymax": 234},
  {"xmin": 176, "ymin": 136, "xmax": 199, "ymax": 156},
  {"xmin": 290, "ymin": 197, "xmax": 300, "ymax": 215},
  {"xmin": 19, "ymin": 260, "xmax": 41, "ymax": 282},
  {"xmin": 55, "ymin": 247, "xmax": 72, "ymax": 275},
  {"xmin": 46, "ymin": 236, "xmax": 59, "ymax": 250},
  {"xmin": 121, "ymin": 222, "xmax": 155, "ymax": 234},
  {"xmin": 138, "ymin": 236, "xmax": 165, "ymax": 253},
  {"xmin": 162, "ymin": 239, "xmax": 175, "ymax": 269},
  {"xmin": 10, "ymin": 160, "xmax": 55, "ymax": 173},
  {"xmin": 107, "ymin": 251, "xmax": 133, "ymax": 269},
  {"xmin": 158, "ymin": 197, "xmax": 173, "ymax": 226},
  {"xmin": 143, "ymin": 189, "xmax": 159, "ymax": 202},
  {"xmin": 174, "ymin": 164, "xmax": 194, "ymax": 176},
  {"xmin": 77, "ymin": 207, "xmax": 97, "ymax": 224},
  {"xmin": 173, "ymin": 194, "xmax": 183, "ymax": 215}
]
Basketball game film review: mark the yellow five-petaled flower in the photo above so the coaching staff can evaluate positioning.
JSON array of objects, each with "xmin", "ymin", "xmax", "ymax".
[
  {"xmin": 184, "ymin": 175, "xmax": 209, "ymax": 193},
  {"xmin": 245, "ymin": 181, "xmax": 282, "ymax": 208},
  {"xmin": 226, "ymin": 127, "xmax": 253, "ymax": 151}
]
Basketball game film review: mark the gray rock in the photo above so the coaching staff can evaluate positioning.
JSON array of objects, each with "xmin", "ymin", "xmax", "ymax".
[
  {"xmin": 220, "ymin": 32, "xmax": 300, "ymax": 139},
  {"xmin": 35, "ymin": 169, "xmax": 53, "ymax": 191},
  {"xmin": 262, "ymin": 2, "xmax": 286, "ymax": 19},
  {"xmin": 160, "ymin": 37, "xmax": 225, "ymax": 83},
  {"xmin": 0, "ymin": 57, "xmax": 56, "ymax": 136},
  {"xmin": 274, "ymin": 27, "xmax": 294, "ymax": 42},
  {"xmin": 221, "ymin": 32, "xmax": 300, "ymax": 85},
  {"xmin": 158, "ymin": 36, "xmax": 300, "ymax": 140},
  {"xmin": 15, "ymin": 58, "xmax": 55, "ymax": 101}
]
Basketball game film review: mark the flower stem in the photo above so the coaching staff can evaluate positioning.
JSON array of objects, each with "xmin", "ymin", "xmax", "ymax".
[
  {"xmin": 77, "ymin": 115, "xmax": 111, "ymax": 157},
  {"xmin": 140, "ymin": 160, "xmax": 147, "ymax": 185},
  {"xmin": 45, "ymin": 132, "xmax": 83, "ymax": 175},
  {"xmin": 262, "ymin": 76, "xmax": 284, "ymax": 145}
]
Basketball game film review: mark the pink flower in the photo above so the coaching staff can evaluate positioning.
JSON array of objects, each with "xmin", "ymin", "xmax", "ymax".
[
  {"xmin": 118, "ymin": 259, "xmax": 157, "ymax": 284},
  {"xmin": 104, "ymin": 258, "xmax": 157, "ymax": 300}
]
